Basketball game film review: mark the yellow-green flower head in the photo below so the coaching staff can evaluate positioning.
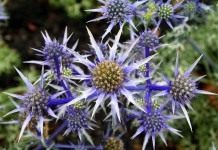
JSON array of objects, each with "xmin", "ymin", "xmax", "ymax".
[
  {"xmin": 143, "ymin": 1, "xmax": 157, "ymax": 22},
  {"xmin": 104, "ymin": 137, "xmax": 124, "ymax": 150},
  {"xmin": 92, "ymin": 61, "xmax": 124, "ymax": 93},
  {"xmin": 158, "ymin": 3, "xmax": 173, "ymax": 20}
]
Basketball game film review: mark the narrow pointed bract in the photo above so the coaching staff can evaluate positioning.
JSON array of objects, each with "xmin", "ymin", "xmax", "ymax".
[{"xmin": 61, "ymin": 27, "xmax": 155, "ymax": 122}]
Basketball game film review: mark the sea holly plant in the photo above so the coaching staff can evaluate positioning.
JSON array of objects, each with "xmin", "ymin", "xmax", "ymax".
[{"xmin": 1, "ymin": 0, "xmax": 218, "ymax": 149}]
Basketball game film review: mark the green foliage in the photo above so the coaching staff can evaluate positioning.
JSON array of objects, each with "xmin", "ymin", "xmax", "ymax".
[
  {"xmin": 0, "ymin": 42, "xmax": 21, "ymax": 75},
  {"xmin": 173, "ymin": 95, "xmax": 218, "ymax": 150},
  {"xmin": 49, "ymin": 0, "xmax": 97, "ymax": 18}
]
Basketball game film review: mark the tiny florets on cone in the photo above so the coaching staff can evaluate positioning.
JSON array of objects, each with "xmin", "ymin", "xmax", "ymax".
[
  {"xmin": 170, "ymin": 74, "xmax": 196, "ymax": 104},
  {"xmin": 105, "ymin": 0, "xmax": 133, "ymax": 23},
  {"xmin": 104, "ymin": 137, "xmax": 124, "ymax": 150},
  {"xmin": 92, "ymin": 61, "xmax": 124, "ymax": 93},
  {"xmin": 23, "ymin": 89, "xmax": 49, "ymax": 119},
  {"xmin": 158, "ymin": 4, "xmax": 174, "ymax": 19}
]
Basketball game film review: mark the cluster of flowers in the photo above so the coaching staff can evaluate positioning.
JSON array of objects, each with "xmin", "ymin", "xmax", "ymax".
[{"xmin": 1, "ymin": 0, "xmax": 216, "ymax": 149}]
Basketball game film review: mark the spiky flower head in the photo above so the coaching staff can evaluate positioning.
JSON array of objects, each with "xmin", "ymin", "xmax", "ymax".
[
  {"xmin": 170, "ymin": 74, "xmax": 196, "ymax": 105},
  {"xmin": 137, "ymin": 30, "xmax": 160, "ymax": 50},
  {"xmin": 87, "ymin": 0, "xmax": 146, "ymax": 38},
  {"xmin": 64, "ymin": 107, "xmax": 89, "ymax": 134},
  {"xmin": 23, "ymin": 88, "xmax": 49, "ymax": 119},
  {"xmin": 154, "ymin": 0, "xmax": 185, "ymax": 29},
  {"xmin": 62, "ymin": 104, "xmax": 95, "ymax": 145},
  {"xmin": 3, "ymin": 68, "xmax": 59, "ymax": 141},
  {"xmin": 131, "ymin": 108, "xmax": 182, "ymax": 149},
  {"xmin": 183, "ymin": 0, "xmax": 206, "ymax": 17},
  {"xmin": 104, "ymin": 137, "xmax": 124, "ymax": 150},
  {"xmin": 105, "ymin": 0, "xmax": 133, "ymax": 24},
  {"xmin": 43, "ymin": 39, "xmax": 65, "ymax": 60},
  {"xmin": 92, "ymin": 61, "xmax": 124, "ymax": 93},
  {"xmin": 141, "ymin": 110, "xmax": 166, "ymax": 134},
  {"xmin": 26, "ymin": 28, "xmax": 80, "ymax": 80},
  {"xmin": 184, "ymin": 1, "xmax": 197, "ymax": 14},
  {"xmin": 158, "ymin": 3, "xmax": 173, "ymax": 20},
  {"xmin": 164, "ymin": 52, "xmax": 218, "ymax": 131},
  {"xmin": 61, "ymin": 26, "xmax": 156, "ymax": 122},
  {"xmin": 143, "ymin": 1, "xmax": 158, "ymax": 22}
]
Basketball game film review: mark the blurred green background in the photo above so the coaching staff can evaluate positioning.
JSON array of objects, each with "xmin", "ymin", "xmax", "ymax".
[{"xmin": 0, "ymin": 0, "xmax": 218, "ymax": 149}]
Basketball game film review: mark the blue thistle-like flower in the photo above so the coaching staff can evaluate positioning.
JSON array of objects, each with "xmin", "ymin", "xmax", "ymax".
[
  {"xmin": 183, "ymin": 0, "xmax": 199, "ymax": 15},
  {"xmin": 154, "ymin": 0, "xmax": 186, "ymax": 29},
  {"xmin": 0, "ymin": 3, "xmax": 8, "ymax": 20},
  {"xmin": 164, "ymin": 52, "xmax": 218, "ymax": 131},
  {"xmin": 130, "ymin": 107, "xmax": 182, "ymax": 150},
  {"xmin": 3, "ymin": 68, "xmax": 59, "ymax": 141},
  {"xmin": 26, "ymin": 28, "xmax": 80, "ymax": 79},
  {"xmin": 137, "ymin": 30, "xmax": 160, "ymax": 51},
  {"xmin": 182, "ymin": 0, "xmax": 210, "ymax": 18},
  {"xmin": 87, "ymin": 0, "xmax": 147, "ymax": 38},
  {"xmin": 64, "ymin": 107, "xmax": 89, "ymax": 134},
  {"xmin": 60, "ymin": 26, "xmax": 156, "ymax": 122},
  {"xmin": 61, "ymin": 103, "xmax": 96, "ymax": 145}
]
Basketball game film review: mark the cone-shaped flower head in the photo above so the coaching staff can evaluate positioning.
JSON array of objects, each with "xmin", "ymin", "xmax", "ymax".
[
  {"xmin": 61, "ymin": 25, "xmax": 156, "ymax": 122},
  {"xmin": 104, "ymin": 137, "xmax": 124, "ymax": 150},
  {"xmin": 170, "ymin": 74, "xmax": 196, "ymax": 104},
  {"xmin": 154, "ymin": 0, "xmax": 186, "ymax": 29},
  {"xmin": 4, "ymin": 68, "xmax": 59, "ymax": 141},
  {"xmin": 62, "ymin": 103, "xmax": 95, "ymax": 145},
  {"xmin": 184, "ymin": 0, "xmax": 198, "ymax": 14},
  {"xmin": 182, "ymin": 0, "xmax": 206, "ymax": 18},
  {"xmin": 87, "ymin": 0, "xmax": 146, "ymax": 38},
  {"xmin": 23, "ymin": 88, "xmax": 49, "ymax": 118},
  {"xmin": 64, "ymin": 107, "xmax": 89, "ymax": 134},
  {"xmin": 137, "ymin": 30, "xmax": 160, "ymax": 50},
  {"xmin": 26, "ymin": 28, "xmax": 79, "ymax": 79},
  {"xmin": 92, "ymin": 61, "xmax": 124, "ymax": 93},
  {"xmin": 165, "ymin": 52, "xmax": 218, "ymax": 131},
  {"xmin": 131, "ymin": 107, "xmax": 182, "ymax": 150}
]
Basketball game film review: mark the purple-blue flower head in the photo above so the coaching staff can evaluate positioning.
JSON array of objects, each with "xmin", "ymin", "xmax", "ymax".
[
  {"xmin": 64, "ymin": 107, "xmax": 89, "ymax": 134},
  {"xmin": 164, "ymin": 52, "xmax": 218, "ymax": 131},
  {"xmin": 182, "ymin": 0, "xmax": 209, "ymax": 17},
  {"xmin": 60, "ymin": 25, "xmax": 157, "ymax": 122},
  {"xmin": 4, "ymin": 68, "xmax": 59, "ymax": 142},
  {"xmin": 62, "ymin": 105, "xmax": 95, "ymax": 145},
  {"xmin": 137, "ymin": 30, "xmax": 160, "ymax": 51},
  {"xmin": 87, "ymin": 0, "xmax": 147, "ymax": 38},
  {"xmin": 130, "ymin": 107, "xmax": 182, "ymax": 149},
  {"xmin": 26, "ymin": 28, "xmax": 79, "ymax": 79},
  {"xmin": 154, "ymin": 0, "xmax": 186, "ymax": 29}
]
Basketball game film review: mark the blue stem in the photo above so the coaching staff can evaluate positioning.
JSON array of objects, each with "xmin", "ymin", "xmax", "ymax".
[
  {"xmin": 36, "ymin": 121, "xmax": 68, "ymax": 150},
  {"xmin": 149, "ymin": 85, "xmax": 171, "ymax": 91},
  {"xmin": 126, "ymin": 85, "xmax": 146, "ymax": 91},
  {"xmin": 144, "ymin": 47, "xmax": 152, "ymax": 110},
  {"xmin": 54, "ymin": 57, "xmax": 61, "ymax": 79},
  {"xmin": 48, "ymin": 97, "xmax": 73, "ymax": 106},
  {"xmin": 46, "ymin": 121, "xmax": 68, "ymax": 145},
  {"xmin": 60, "ymin": 80, "xmax": 72, "ymax": 97}
]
